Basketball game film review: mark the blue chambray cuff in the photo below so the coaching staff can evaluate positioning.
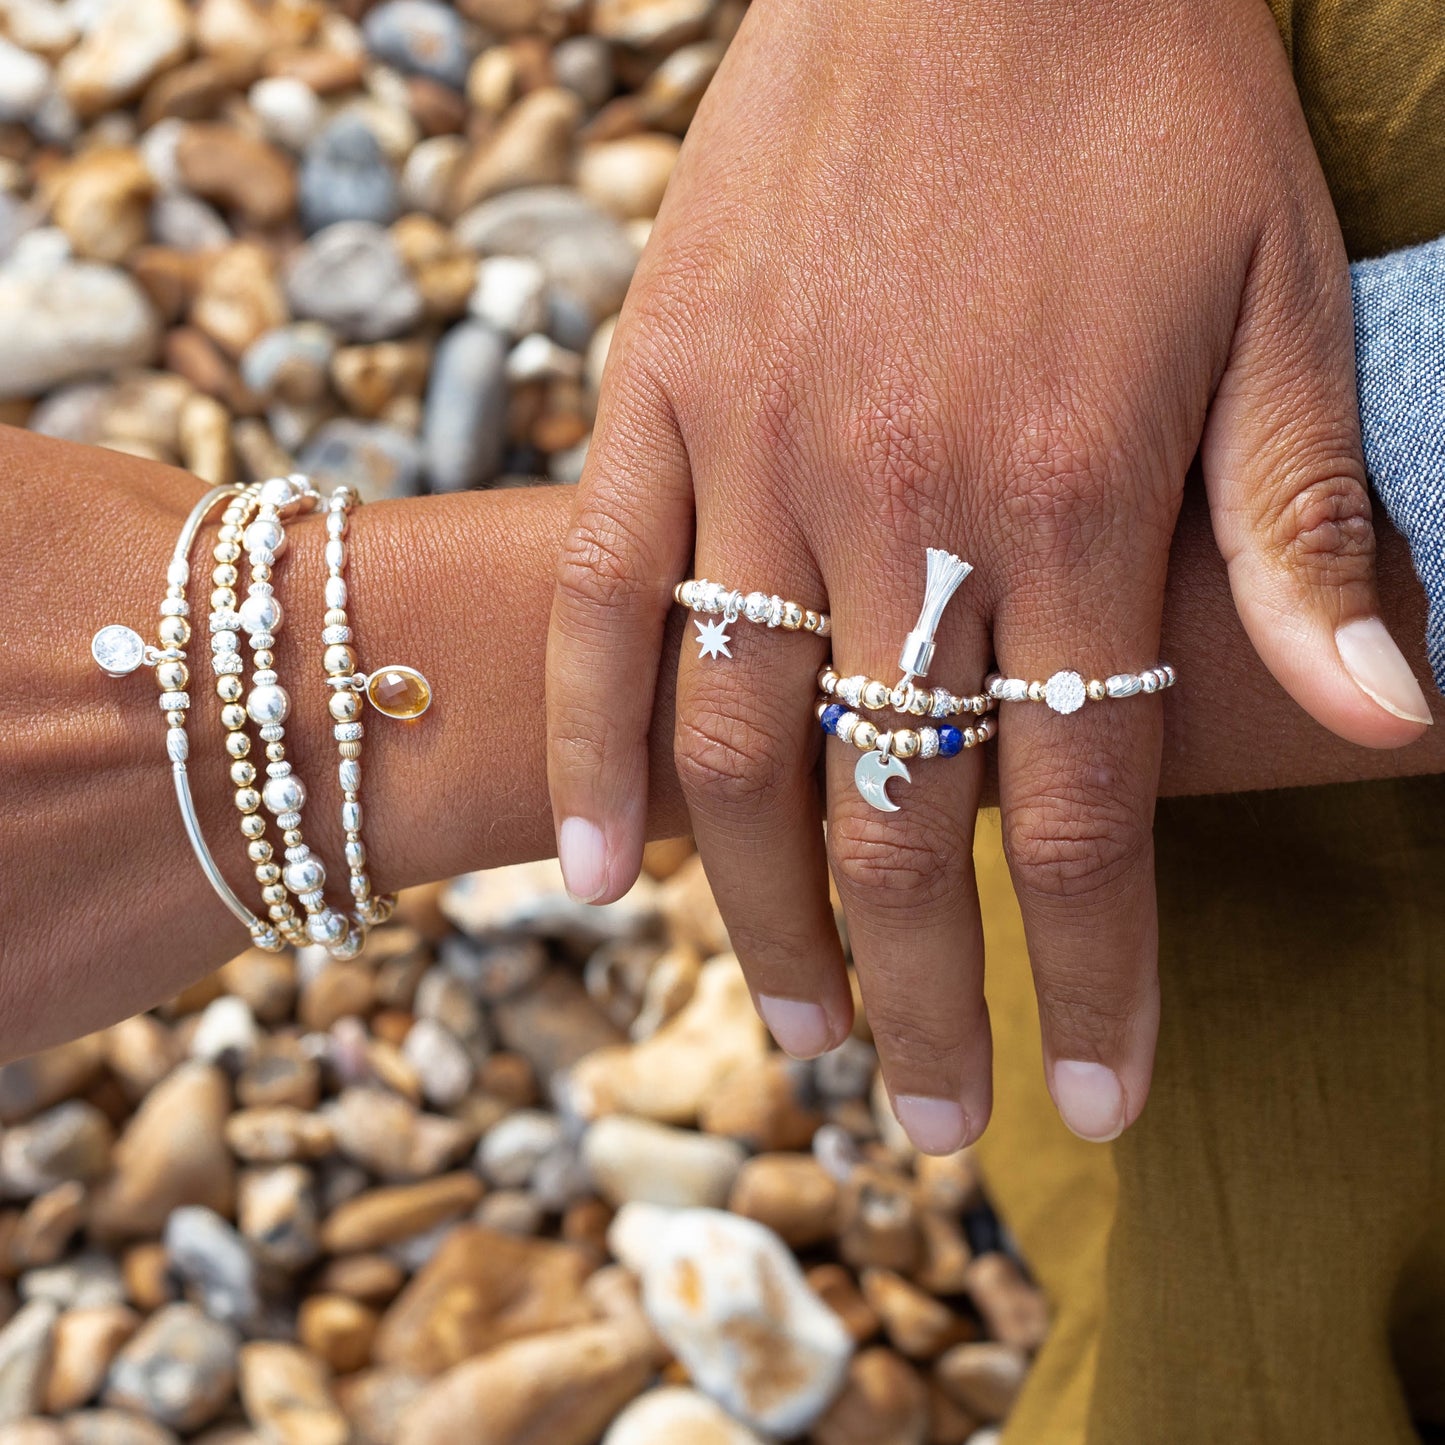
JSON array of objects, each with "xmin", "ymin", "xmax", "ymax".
[{"xmin": 1351, "ymin": 237, "xmax": 1445, "ymax": 696}]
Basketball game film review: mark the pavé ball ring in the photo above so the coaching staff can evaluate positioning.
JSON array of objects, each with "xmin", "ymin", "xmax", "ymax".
[
  {"xmin": 985, "ymin": 665, "xmax": 1177, "ymax": 716},
  {"xmin": 674, "ymin": 579, "xmax": 830, "ymax": 661}
]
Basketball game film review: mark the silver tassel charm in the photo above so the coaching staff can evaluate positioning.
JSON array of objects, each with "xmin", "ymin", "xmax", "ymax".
[{"xmin": 897, "ymin": 548, "xmax": 972, "ymax": 683}]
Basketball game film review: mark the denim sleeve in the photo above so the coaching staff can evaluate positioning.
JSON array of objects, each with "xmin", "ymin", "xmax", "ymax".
[{"xmin": 1351, "ymin": 237, "xmax": 1445, "ymax": 694}]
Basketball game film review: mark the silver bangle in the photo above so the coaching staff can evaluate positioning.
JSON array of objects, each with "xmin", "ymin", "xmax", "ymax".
[
  {"xmin": 92, "ymin": 485, "xmax": 287, "ymax": 952},
  {"xmin": 984, "ymin": 665, "xmax": 1177, "ymax": 715}
]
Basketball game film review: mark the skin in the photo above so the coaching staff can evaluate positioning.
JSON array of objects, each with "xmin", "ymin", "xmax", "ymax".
[
  {"xmin": 545, "ymin": 0, "xmax": 1436, "ymax": 1149},
  {"xmin": 0, "ymin": 426, "xmax": 1440, "ymax": 1072}
]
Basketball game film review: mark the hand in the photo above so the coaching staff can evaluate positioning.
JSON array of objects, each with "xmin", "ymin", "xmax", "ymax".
[{"xmin": 547, "ymin": 0, "xmax": 1434, "ymax": 1148}]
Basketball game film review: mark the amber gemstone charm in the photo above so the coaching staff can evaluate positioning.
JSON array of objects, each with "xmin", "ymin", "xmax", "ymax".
[{"xmin": 364, "ymin": 666, "xmax": 432, "ymax": 719}]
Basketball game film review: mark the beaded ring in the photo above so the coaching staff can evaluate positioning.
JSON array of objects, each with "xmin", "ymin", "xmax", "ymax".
[
  {"xmin": 674, "ymin": 579, "xmax": 831, "ymax": 660},
  {"xmin": 817, "ymin": 665, "xmax": 994, "ymax": 721},
  {"xmin": 985, "ymin": 665, "xmax": 1177, "ymax": 716}
]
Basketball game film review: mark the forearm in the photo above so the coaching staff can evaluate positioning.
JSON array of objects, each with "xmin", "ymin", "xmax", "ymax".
[{"xmin": 1, "ymin": 428, "xmax": 1439, "ymax": 1059}]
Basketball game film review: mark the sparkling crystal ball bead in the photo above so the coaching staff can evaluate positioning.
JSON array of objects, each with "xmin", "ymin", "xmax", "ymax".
[
  {"xmin": 1043, "ymin": 670, "xmax": 1087, "ymax": 715},
  {"xmin": 365, "ymin": 666, "xmax": 431, "ymax": 719}
]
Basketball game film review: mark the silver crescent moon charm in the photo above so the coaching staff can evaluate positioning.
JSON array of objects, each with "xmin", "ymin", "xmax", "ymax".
[{"xmin": 854, "ymin": 750, "xmax": 911, "ymax": 812}]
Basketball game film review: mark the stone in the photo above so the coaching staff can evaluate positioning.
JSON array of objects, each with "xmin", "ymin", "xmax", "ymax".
[
  {"xmin": 21, "ymin": 1257, "xmax": 126, "ymax": 1313},
  {"xmin": 238, "ymin": 1342, "xmax": 348, "ymax": 1445},
  {"xmin": 609, "ymin": 1204, "xmax": 852, "ymax": 1436},
  {"xmin": 0, "ymin": 1421, "xmax": 63, "ymax": 1445},
  {"xmin": 49, "ymin": 150, "xmax": 153, "ymax": 265},
  {"xmin": 806, "ymin": 1264, "xmax": 879, "ymax": 1345},
  {"xmin": 449, "ymin": 88, "xmax": 581, "ymax": 212},
  {"xmin": 217, "ymin": 954, "xmax": 298, "ymax": 1030},
  {"xmin": 327, "ymin": 1089, "xmax": 472, "ymax": 1182},
  {"xmin": 811, "ymin": 1348, "xmax": 929, "ymax": 1445},
  {"xmin": 225, "ymin": 1107, "xmax": 334, "ymax": 1164},
  {"xmin": 932, "ymin": 1344, "xmax": 1027, "ymax": 1424},
  {"xmin": 814, "ymin": 1038, "xmax": 879, "ymax": 1102},
  {"xmin": 421, "ymin": 318, "xmax": 507, "ymax": 490},
  {"xmin": 566, "ymin": 955, "xmax": 765, "ymax": 1124},
  {"xmin": 42, "ymin": 1306, "xmax": 139, "ymax": 1414},
  {"xmin": 103, "ymin": 1304, "xmax": 237, "ymax": 1433},
  {"xmin": 912, "ymin": 1153, "xmax": 981, "ymax": 1217},
  {"xmin": 313, "ymin": 1255, "xmax": 406, "ymax": 1309},
  {"xmin": 444, "ymin": 860, "xmax": 660, "ymax": 947},
  {"xmin": 914, "ymin": 1211, "xmax": 973, "ymax": 1299},
  {"xmin": 163, "ymin": 1208, "xmax": 260, "ymax": 1331},
  {"xmin": 0, "ymin": 263, "xmax": 159, "ymax": 400},
  {"xmin": 236, "ymin": 1165, "xmax": 319, "ymax": 1272},
  {"xmin": 552, "ymin": 36, "xmax": 614, "ymax": 110},
  {"xmin": 698, "ymin": 1056, "xmax": 822, "ymax": 1152},
  {"xmin": 468, "ymin": 254, "xmax": 547, "ymax": 337},
  {"xmin": 11, "ymin": 1182, "xmax": 87, "ymax": 1269},
  {"xmin": 191, "ymin": 244, "xmax": 290, "ymax": 360},
  {"xmin": 926, "ymin": 1378, "xmax": 980, "ymax": 1445},
  {"xmin": 119, "ymin": 1245, "xmax": 173, "ymax": 1314},
  {"xmin": 297, "ymin": 420, "xmax": 425, "ymax": 502},
  {"xmin": 240, "ymin": 324, "xmax": 335, "ymax": 406},
  {"xmin": 505, "ymin": 332, "xmax": 582, "ymax": 382},
  {"xmin": 838, "ymin": 1166, "xmax": 921, "ymax": 1276},
  {"xmin": 330, "ymin": 340, "xmax": 430, "ymax": 417},
  {"xmin": 58, "ymin": 0, "xmax": 191, "ymax": 118},
  {"xmin": 636, "ymin": 39, "xmax": 722, "ymax": 131},
  {"xmin": 299, "ymin": 116, "xmax": 400, "ymax": 234},
  {"xmin": 249, "ymin": 76, "xmax": 325, "ymax": 153},
  {"xmin": 194, "ymin": 0, "xmax": 280, "ymax": 67},
  {"xmin": 0, "ymin": 1103, "xmax": 113, "ymax": 1197},
  {"xmin": 400, "ymin": 135, "xmax": 467, "ymax": 216},
  {"xmin": 395, "ymin": 1321, "xmax": 653, "ymax": 1445},
  {"xmin": 297, "ymin": 963, "xmax": 376, "ymax": 1033},
  {"xmin": 148, "ymin": 195, "xmax": 231, "ymax": 255},
  {"xmin": 577, "ymin": 135, "xmax": 680, "ymax": 220},
  {"xmin": 592, "ymin": 0, "xmax": 713, "ymax": 48},
  {"xmin": 0, "ymin": 1301, "xmax": 57, "ymax": 1423},
  {"xmin": 60, "ymin": 1413, "xmax": 181, "ymax": 1445},
  {"xmin": 727, "ymin": 1154, "xmax": 839, "ymax": 1248},
  {"xmin": 363, "ymin": 2, "xmax": 471, "ymax": 90},
  {"xmin": 188, "ymin": 997, "xmax": 260, "ymax": 1070},
  {"xmin": 453, "ymin": 186, "xmax": 638, "ymax": 324},
  {"xmin": 297, "ymin": 1295, "xmax": 377, "ymax": 1375},
  {"xmin": 174, "ymin": 125, "xmax": 297, "ymax": 229},
  {"xmin": 374, "ymin": 1225, "xmax": 597, "ymax": 1374},
  {"xmin": 0, "ymin": 38, "xmax": 50, "ymax": 124},
  {"xmin": 287, "ymin": 223, "xmax": 426, "ymax": 343},
  {"xmin": 178, "ymin": 393, "xmax": 234, "ymax": 485},
  {"xmin": 585, "ymin": 939, "xmax": 700, "ymax": 1041},
  {"xmin": 88, "ymin": 1063, "xmax": 234, "ymax": 1242},
  {"xmin": 400, "ymin": 1020, "xmax": 475, "ymax": 1109},
  {"xmin": 319, "ymin": 1174, "xmax": 484, "ymax": 1254},
  {"xmin": 27, "ymin": 383, "xmax": 113, "ymax": 449},
  {"xmin": 475, "ymin": 1110, "xmax": 564, "ymax": 1189},
  {"xmin": 584, "ymin": 1118, "xmax": 744, "ymax": 1210},
  {"xmin": 602, "ymin": 1387, "xmax": 767, "ymax": 1445},
  {"xmin": 961, "ymin": 1255, "xmax": 1048, "ymax": 1354},
  {"xmin": 858, "ymin": 1271, "xmax": 973, "ymax": 1361},
  {"xmin": 333, "ymin": 1366, "xmax": 425, "ymax": 1444}
]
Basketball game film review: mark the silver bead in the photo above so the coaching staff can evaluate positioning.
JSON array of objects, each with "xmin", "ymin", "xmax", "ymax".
[
  {"xmin": 283, "ymin": 856, "xmax": 326, "ymax": 894},
  {"xmin": 211, "ymin": 631, "xmax": 239, "ymax": 653},
  {"xmin": 334, "ymin": 722, "xmax": 364, "ymax": 742},
  {"xmin": 166, "ymin": 729, "xmax": 189, "ymax": 763},
  {"xmin": 157, "ymin": 691, "xmax": 189, "ymax": 710},
  {"xmin": 238, "ymin": 593, "xmax": 282, "ymax": 635},
  {"xmin": 210, "ymin": 610, "xmax": 242, "ymax": 633},
  {"xmin": 325, "ymin": 537, "xmax": 346, "ymax": 570},
  {"xmin": 262, "ymin": 774, "xmax": 306, "ymax": 814},
  {"xmin": 744, "ymin": 591, "xmax": 769, "ymax": 623},
  {"xmin": 243, "ymin": 518, "xmax": 285, "ymax": 557},
  {"xmin": 344, "ymin": 839, "xmax": 366, "ymax": 869},
  {"xmin": 247, "ymin": 684, "xmax": 290, "ymax": 726},
  {"xmin": 252, "ymin": 670, "xmax": 279, "ymax": 688},
  {"xmin": 322, "ymin": 625, "xmax": 352, "ymax": 645},
  {"xmin": 1105, "ymin": 673, "xmax": 1142, "ymax": 698},
  {"xmin": 307, "ymin": 909, "xmax": 347, "ymax": 944},
  {"xmin": 324, "ymin": 576, "xmax": 348, "ymax": 609},
  {"xmin": 341, "ymin": 800, "xmax": 362, "ymax": 831},
  {"xmin": 277, "ymin": 811, "xmax": 302, "ymax": 830},
  {"xmin": 339, "ymin": 760, "xmax": 361, "ymax": 792},
  {"xmin": 326, "ymin": 509, "xmax": 349, "ymax": 538},
  {"xmin": 258, "ymin": 476, "xmax": 297, "ymax": 507},
  {"xmin": 166, "ymin": 559, "xmax": 189, "ymax": 586}
]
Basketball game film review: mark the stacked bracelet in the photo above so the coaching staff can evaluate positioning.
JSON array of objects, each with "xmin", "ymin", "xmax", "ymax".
[
  {"xmin": 984, "ymin": 664, "xmax": 1177, "ymax": 715},
  {"xmin": 817, "ymin": 665, "xmax": 994, "ymax": 720}
]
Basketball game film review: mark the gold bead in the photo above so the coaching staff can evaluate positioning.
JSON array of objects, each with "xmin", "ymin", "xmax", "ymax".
[
  {"xmin": 782, "ymin": 602, "xmax": 803, "ymax": 630},
  {"xmin": 235, "ymin": 788, "xmax": 261, "ymax": 814},
  {"xmin": 266, "ymin": 743, "xmax": 285, "ymax": 762},
  {"xmin": 212, "ymin": 563, "xmax": 238, "ymax": 588},
  {"xmin": 262, "ymin": 883, "xmax": 288, "ymax": 905},
  {"xmin": 283, "ymin": 829, "xmax": 303, "ymax": 848},
  {"xmin": 1027, "ymin": 681, "xmax": 1046, "ymax": 702},
  {"xmin": 855, "ymin": 720, "xmax": 879, "ymax": 751},
  {"xmin": 253, "ymin": 649, "xmax": 274, "ymax": 670},
  {"xmin": 221, "ymin": 703, "xmax": 247, "ymax": 730},
  {"xmin": 251, "ymin": 564, "xmax": 271, "ymax": 583},
  {"xmin": 158, "ymin": 616, "xmax": 190, "ymax": 647},
  {"xmin": 255, "ymin": 863, "xmax": 281, "ymax": 885},
  {"xmin": 210, "ymin": 587, "xmax": 237, "ymax": 611},
  {"xmin": 231, "ymin": 760, "xmax": 256, "ymax": 786},
  {"xmin": 329, "ymin": 691, "xmax": 361, "ymax": 722},
  {"xmin": 247, "ymin": 840, "xmax": 272, "ymax": 863},
  {"xmin": 324, "ymin": 608, "xmax": 349, "ymax": 628},
  {"xmin": 155, "ymin": 660, "xmax": 188, "ymax": 691},
  {"xmin": 164, "ymin": 709, "xmax": 186, "ymax": 728},
  {"xmin": 894, "ymin": 730, "xmax": 920, "ymax": 759},
  {"xmin": 324, "ymin": 645, "xmax": 356, "ymax": 676},
  {"xmin": 214, "ymin": 541, "xmax": 241, "ymax": 564},
  {"xmin": 1086, "ymin": 679, "xmax": 1107, "ymax": 701},
  {"xmin": 218, "ymin": 675, "xmax": 243, "ymax": 702},
  {"xmin": 240, "ymin": 814, "xmax": 265, "ymax": 839},
  {"xmin": 340, "ymin": 741, "xmax": 363, "ymax": 759},
  {"xmin": 225, "ymin": 737, "xmax": 250, "ymax": 767},
  {"xmin": 805, "ymin": 612, "xmax": 822, "ymax": 633}
]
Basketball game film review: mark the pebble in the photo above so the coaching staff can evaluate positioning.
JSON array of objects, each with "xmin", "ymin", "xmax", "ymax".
[
  {"xmin": 567, "ymin": 956, "xmax": 766, "ymax": 1124},
  {"xmin": 469, "ymin": 254, "xmax": 549, "ymax": 337},
  {"xmin": 237, "ymin": 1343, "xmax": 348, "ymax": 1445},
  {"xmin": 602, "ymin": 1387, "xmax": 768, "ymax": 1445},
  {"xmin": 396, "ymin": 1321, "xmax": 654, "ymax": 1445},
  {"xmin": 444, "ymin": 859, "xmax": 659, "ymax": 946},
  {"xmin": 188, "ymin": 998, "xmax": 260, "ymax": 1071},
  {"xmin": 57, "ymin": 0, "xmax": 191, "ymax": 118},
  {"xmin": 552, "ymin": 36, "xmax": 614, "ymax": 110},
  {"xmin": 591, "ymin": 0, "xmax": 714, "ymax": 49},
  {"xmin": 400, "ymin": 1020, "xmax": 475, "ymax": 1109},
  {"xmin": 476, "ymin": 1109, "xmax": 565, "ymax": 1189},
  {"xmin": 609, "ymin": 1204, "xmax": 853, "ymax": 1435},
  {"xmin": 812, "ymin": 1348, "xmax": 929, "ymax": 1445},
  {"xmin": 299, "ymin": 117, "xmax": 401, "ymax": 233},
  {"xmin": 103, "ymin": 1304, "xmax": 238, "ymax": 1433},
  {"xmin": 584, "ymin": 1117, "xmax": 744, "ymax": 1210},
  {"xmin": 61, "ymin": 1412, "xmax": 181, "ymax": 1445},
  {"xmin": 698, "ymin": 1055, "xmax": 822, "ymax": 1152},
  {"xmin": 190, "ymin": 243, "xmax": 289, "ymax": 360},
  {"xmin": 20, "ymin": 1258, "xmax": 126, "ymax": 1313},
  {"xmin": 0, "ymin": 263, "xmax": 159, "ymax": 399},
  {"xmin": 859, "ymin": 1270, "xmax": 973, "ymax": 1361},
  {"xmin": 411, "ymin": 317, "xmax": 506, "ymax": 489},
  {"xmin": 576, "ymin": 134, "xmax": 680, "ymax": 220},
  {"xmin": 296, "ymin": 1295, "xmax": 376, "ymax": 1376},
  {"xmin": 148, "ymin": 194, "xmax": 230, "ymax": 253},
  {"xmin": 728, "ymin": 1153, "xmax": 840, "ymax": 1248},
  {"xmin": 399, "ymin": 134, "xmax": 467, "ymax": 216},
  {"xmin": 0, "ymin": 1301, "xmax": 58, "ymax": 1424},
  {"xmin": 174, "ymin": 125, "xmax": 297, "ymax": 229},
  {"xmin": 248, "ymin": 77, "xmax": 325, "ymax": 153},
  {"xmin": 450, "ymin": 88, "xmax": 582, "ymax": 211},
  {"xmin": 88, "ymin": 1063, "xmax": 234, "ymax": 1243},
  {"xmin": 163, "ymin": 1209, "xmax": 260, "ymax": 1332},
  {"xmin": 506, "ymin": 331, "xmax": 583, "ymax": 383},
  {"xmin": 0, "ymin": 1104, "xmax": 113, "ymax": 1198},
  {"xmin": 933, "ymin": 1343, "xmax": 1028, "ymax": 1423},
  {"xmin": 363, "ymin": 1, "xmax": 472, "ymax": 91},
  {"xmin": 286, "ymin": 222, "xmax": 426, "ymax": 343},
  {"xmin": 961, "ymin": 1254, "xmax": 1049, "ymax": 1353},
  {"xmin": 373, "ymin": 1224, "xmax": 597, "ymax": 1373},
  {"xmin": 50, "ymin": 150, "xmax": 153, "ymax": 266},
  {"xmin": 224, "ymin": 1107, "xmax": 334, "ymax": 1165},
  {"xmin": 239, "ymin": 324, "xmax": 335, "ymax": 406},
  {"xmin": 42, "ymin": 1306, "xmax": 140, "ymax": 1415},
  {"xmin": 318, "ymin": 1174, "xmax": 484, "ymax": 1254},
  {"xmin": 327, "ymin": 1088, "xmax": 472, "ymax": 1182},
  {"xmin": 236, "ymin": 1166, "xmax": 319, "ymax": 1273}
]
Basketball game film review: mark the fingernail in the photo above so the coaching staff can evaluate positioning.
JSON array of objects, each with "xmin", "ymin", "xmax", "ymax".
[
  {"xmin": 1051, "ymin": 1061, "xmax": 1126, "ymax": 1143},
  {"xmin": 1335, "ymin": 617, "xmax": 1433, "ymax": 725},
  {"xmin": 892, "ymin": 1094, "xmax": 971, "ymax": 1155},
  {"xmin": 558, "ymin": 817, "xmax": 609, "ymax": 903},
  {"xmin": 758, "ymin": 995, "xmax": 834, "ymax": 1059}
]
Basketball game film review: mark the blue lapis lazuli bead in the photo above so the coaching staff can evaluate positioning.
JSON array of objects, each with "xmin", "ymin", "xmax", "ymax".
[
  {"xmin": 938, "ymin": 726, "xmax": 963, "ymax": 757},
  {"xmin": 821, "ymin": 704, "xmax": 846, "ymax": 735}
]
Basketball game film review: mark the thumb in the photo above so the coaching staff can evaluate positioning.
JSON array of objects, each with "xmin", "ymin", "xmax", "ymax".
[{"xmin": 1202, "ymin": 214, "xmax": 1433, "ymax": 745}]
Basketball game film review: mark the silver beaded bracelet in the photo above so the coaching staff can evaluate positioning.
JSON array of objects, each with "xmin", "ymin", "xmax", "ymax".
[
  {"xmin": 984, "ymin": 665, "xmax": 1177, "ymax": 715},
  {"xmin": 92, "ymin": 485, "xmax": 288, "ymax": 953}
]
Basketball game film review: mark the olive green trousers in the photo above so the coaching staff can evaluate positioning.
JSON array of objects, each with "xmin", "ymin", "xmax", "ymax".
[{"xmin": 976, "ymin": 775, "xmax": 1445, "ymax": 1444}]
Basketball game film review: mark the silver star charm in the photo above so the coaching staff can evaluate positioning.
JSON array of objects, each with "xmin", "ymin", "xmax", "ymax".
[{"xmin": 694, "ymin": 617, "xmax": 733, "ymax": 661}]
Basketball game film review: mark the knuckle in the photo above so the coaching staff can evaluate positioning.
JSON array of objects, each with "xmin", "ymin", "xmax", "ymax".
[
  {"xmin": 1263, "ymin": 468, "xmax": 1375, "ymax": 589},
  {"xmin": 827, "ymin": 811, "xmax": 960, "ymax": 913},
  {"xmin": 674, "ymin": 709, "xmax": 792, "ymax": 813},
  {"xmin": 548, "ymin": 708, "xmax": 623, "ymax": 781},
  {"xmin": 1006, "ymin": 789, "xmax": 1149, "ymax": 905},
  {"xmin": 865, "ymin": 993, "xmax": 969, "ymax": 1071},
  {"xmin": 555, "ymin": 504, "xmax": 661, "ymax": 620}
]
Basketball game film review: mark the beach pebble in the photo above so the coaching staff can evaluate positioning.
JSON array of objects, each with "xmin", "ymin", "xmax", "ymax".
[
  {"xmin": 57, "ymin": 0, "xmax": 191, "ymax": 118},
  {"xmin": 0, "ymin": 1301, "xmax": 59, "ymax": 1423},
  {"xmin": 602, "ymin": 1387, "xmax": 768, "ymax": 1445},
  {"xmin": 469, "ymin": 255, "xmax": 548, "ymax": 337},
  {"xmin": 103, "ymin": 1304, "xmax": 238, "ymax": 1434},
  {"xmin": 364, "ymin": 1, "xmax": 472, "ymax": 89},
  {"xmin": 0, "ymin": 42, "xmax": 54, "ymax": 126},
  {"xmin": 584, "ymin": 1117, "xmax": 745, "ymax": 1210},
  {"xmin": 299, "ymin": 117, "xmax": 401, "ymax": 234},
  {"xmin": 287, "ymin": 222, "xmax": 426, "ymax": 342},
  {"xmin": 163, "ymin": 1209, "xmax": 260, "ymax": 1332},
  {"xmin": 421, "ymin": 318, "xmax": 508, "ymax": 489},
  {"xmin": 42, "ymin": 1305, "xmax": 140, "ymax": 1415},
  {"xmin": 0, "ymin": 1105, "xmax": 113, "ymax": 1199},
  {"xmin": 238, "ymin": 1342, "xmax": 348, "ymax": 1445}
]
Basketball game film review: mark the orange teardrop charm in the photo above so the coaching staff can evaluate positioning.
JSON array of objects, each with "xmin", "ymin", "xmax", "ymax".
[{"xmin": 365, "ymin": 666, "xmax": 432, "ymax": 719}]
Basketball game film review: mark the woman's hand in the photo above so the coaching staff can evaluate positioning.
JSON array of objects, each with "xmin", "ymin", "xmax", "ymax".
[{"xmin": 546, "ymin": 0, "xmax": 1434, "ymax": 1148}]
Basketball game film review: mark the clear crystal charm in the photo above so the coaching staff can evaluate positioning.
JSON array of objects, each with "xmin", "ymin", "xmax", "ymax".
[{"xmin": 92, "ymin": 625, "xmax": 146, "ymax": 677}]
